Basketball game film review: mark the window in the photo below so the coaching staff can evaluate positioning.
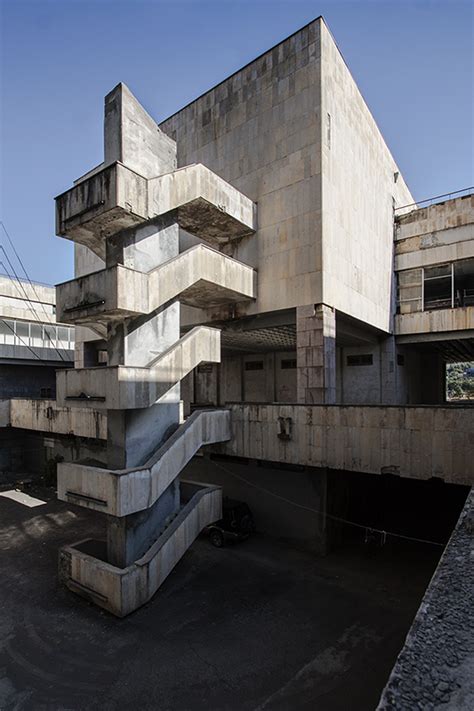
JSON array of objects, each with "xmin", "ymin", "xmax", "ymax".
[
  {"xmin": 423, "ymin": 264, "xmax": 452, "ymax": 311},
  {"xmin": 281, "ymin": 359, "xmax": 296, "ymax": 369},
  {"xmin": 245, "ymin": 361, "xmax": 264, "ymax": 371},
  {"xmin": 40, "ymin": 387, "xmax": 53, "ymax": 398},
  {"xmin": 397, "ymin": 354, "xmax": 405, "ymax": 366},
  {"xmin": 347, "ymin": 354, "xmax": 373, "ymax": 366}
]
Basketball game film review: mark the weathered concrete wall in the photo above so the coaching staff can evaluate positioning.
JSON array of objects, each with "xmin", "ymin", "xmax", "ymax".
[
  {"xmin": 0, "ymin": 398, "xmax": 106, "ymax": 439},
  {"xmin": 220, "ymin": 403, "xmax": 474, "ymax": 486},
  {"xmin": 377, "ymin": 488, "xmax": 474, "ymax": 710},
  {"xmin": 396, "ymin": 305, "xmax": 474, "ymax": 335},
  {"xmin": 160, "ymin": 20, "xmax": 324, "ymax": 319},
  {"xmin": 319, "ymin": 22, "xmax": 413, "ymax": 333},
  {"xmin": 0, "ymin": 364, "xmax": 57, "ymax": 399},
  {"xmin": 395, "ymin": 193, "xmax": 474, "ymax": 242}
]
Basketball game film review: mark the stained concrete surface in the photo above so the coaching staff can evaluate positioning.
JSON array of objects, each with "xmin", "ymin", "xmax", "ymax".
[{"xmin": 0, "ymin": 487, "xmax": 441, "ymax": 711}]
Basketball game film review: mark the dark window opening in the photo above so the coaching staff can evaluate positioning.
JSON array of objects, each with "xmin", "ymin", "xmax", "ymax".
[
  {"xmin": 40, "ymin": 387, "xmax": 53, "ymax": 398},
  {"xmin": 397, "ymin": 354, "xmax": 405, "ymax": 366},
  {"xmin": 423, "ymin": 264, "xmax": 452, "ymax": 311},
  {"xmin": 245, "ymin": 361, "xmax": 264, "ymax": 371},
  {"xmin": 347, "ymin": 354, "xmax": 373, "ymax": 366},
  {"xmin": 281, "ymin": 359, "xmax": 296, "ymax": 369}
]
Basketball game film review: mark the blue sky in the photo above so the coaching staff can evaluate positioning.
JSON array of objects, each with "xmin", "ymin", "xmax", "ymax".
[{"xmin": 0, "ymin": 0, "xmax": 472, "ymax": 285}]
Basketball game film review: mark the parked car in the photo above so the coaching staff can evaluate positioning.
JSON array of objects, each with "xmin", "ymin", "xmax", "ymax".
[{"xmin": 206, "ymin": 498, "xmax": 255, "ymax": 547}]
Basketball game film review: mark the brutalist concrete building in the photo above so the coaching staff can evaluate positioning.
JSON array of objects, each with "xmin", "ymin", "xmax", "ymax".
[{"xmin": 2, "ymin": 17, "xmax": 472, "ymax": 693}]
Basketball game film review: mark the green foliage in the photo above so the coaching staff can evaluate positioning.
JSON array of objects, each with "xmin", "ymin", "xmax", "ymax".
[{"xmin": 446, "ymin": 362, "xmax": 474, "ymax": 400}]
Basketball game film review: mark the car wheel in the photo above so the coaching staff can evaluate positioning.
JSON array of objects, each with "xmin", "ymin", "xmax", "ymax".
[{"xmin": 210, "ymin": 529, "xmax": 225, "ymax": 548}]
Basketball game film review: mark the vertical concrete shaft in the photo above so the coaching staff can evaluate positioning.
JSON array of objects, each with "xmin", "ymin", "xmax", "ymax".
[
  {"xmin": 102, "ymin": 113, "xmax": 182, "ymax": 566},
  {"xmin": 297, "ymin": 304, "xmax": 336, "ymax": 404}
]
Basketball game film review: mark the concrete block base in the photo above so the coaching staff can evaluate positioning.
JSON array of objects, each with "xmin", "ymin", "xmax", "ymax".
[{"xmin": 59, "ymin": 482, "xmax": 222, "ymax": 617}]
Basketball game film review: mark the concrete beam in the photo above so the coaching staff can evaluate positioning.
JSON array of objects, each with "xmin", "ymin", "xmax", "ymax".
[{"xmin": 395, "ymin": 306, "xmax": 474, "ymax": 336}]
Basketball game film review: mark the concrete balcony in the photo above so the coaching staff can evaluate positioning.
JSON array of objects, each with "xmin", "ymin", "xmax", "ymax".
[
  {"xmin": 57, "ymin": 408, "xmax": 230, "ymax": 515},
  {"xmin": 56, "ymin": 162, "xmax": 257, "ymax": 259},
  {"xmin": 59, "ymin": 482, "xmax": 222, "ymax": 617},
  {"xmin": 56, "ymin": 244, "xmax": 257, "ymax": 327},
  {"xmin": 55, "ymin": 162, "xmax": 148, "ymax": 259},
  {"xmin": 56, "ymin": 326, "xmax": 221, "ymax": 409},
  {"xmin": 395, "ymin": 305, "xmax": 474, "ymax": 336}
]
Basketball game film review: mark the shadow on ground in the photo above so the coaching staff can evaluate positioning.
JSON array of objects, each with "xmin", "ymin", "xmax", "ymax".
[{"xmin": 0, "ymin": 486, "xmax": 440, "ymax": 710}]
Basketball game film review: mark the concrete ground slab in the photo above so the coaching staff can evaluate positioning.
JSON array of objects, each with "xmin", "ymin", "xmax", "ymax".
[{"xmin": 0, "ymin": 487, "xmax": 440, "ymax": 710}]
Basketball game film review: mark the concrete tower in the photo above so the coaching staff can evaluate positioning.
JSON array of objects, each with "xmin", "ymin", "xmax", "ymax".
[{"xmin": 54, "ymin": 84, "xmax": 257, "ymax": 615}]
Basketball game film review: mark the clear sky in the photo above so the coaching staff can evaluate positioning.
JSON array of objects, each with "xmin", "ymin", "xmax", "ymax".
[{"xmin": 0, "ymin": 0, "xmax": 473, "ymax": 285}]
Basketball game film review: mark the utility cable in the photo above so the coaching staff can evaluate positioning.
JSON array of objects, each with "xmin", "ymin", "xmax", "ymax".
[
  {"xmin": 209, "ymin": 458, "xmax": 445, "ymax": 548},
  {"xmin": 0, "ymin": 318, "xmax": 42, "ymax": 360},
  {"xmin": 0, "ymin": 239, "xmax": 69, "ymax": 362}
]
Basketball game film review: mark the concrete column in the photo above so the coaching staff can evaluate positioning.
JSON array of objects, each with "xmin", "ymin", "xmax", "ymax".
[{"xmin": 297, "ymin": 304, "xmax": 336, "ymax": 404}]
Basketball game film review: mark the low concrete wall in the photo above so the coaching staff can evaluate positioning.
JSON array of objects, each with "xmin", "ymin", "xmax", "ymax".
[
  {"xmin": 377, "ymin": 488, "xmax": 474, "ymax": 709},
  {"xmin": 0, "ymin": 399, "xmax": 106, "ymax": 439},
  {"xmin": 220, "ymin": 403, "xmax": 474, "ymax": 486},
  {"xmin": 395, "ymin": 306, "xmax": 474, "ymax": 335}
]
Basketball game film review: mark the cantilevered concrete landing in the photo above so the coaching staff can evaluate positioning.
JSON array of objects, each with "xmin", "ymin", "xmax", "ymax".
[
  {"xmin": 56, "ymin": 244, "xmax": 256, "ymax": 326},
  {"xmin": 55, "ymin": 162, "xmax": 257, "ymax": 258}
]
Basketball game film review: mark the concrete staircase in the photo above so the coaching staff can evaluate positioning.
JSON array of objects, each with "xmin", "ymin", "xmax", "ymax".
[{"xmin": 53, "ymin": 82, "xmax": 257, "ymax": 616}]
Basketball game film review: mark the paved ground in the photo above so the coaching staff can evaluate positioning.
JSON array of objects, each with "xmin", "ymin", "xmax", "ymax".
[{"xmin": 0, "ymin": 486, "xmax": 441, "ymax": 711}]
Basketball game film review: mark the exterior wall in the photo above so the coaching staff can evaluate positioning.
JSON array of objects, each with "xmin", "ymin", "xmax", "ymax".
[
  {"xmin": 0, "ymin": 275, "xmax": 55, "ymax": 322},
  {"xmin": 219, "ymin": 403, "xmax": 474, "ymax": 486},
  {"xmin": 320, "ymin": 22, "xmax": 413, "ymax": 332},
  {"xmin": 395, "ymin": 194, "xmax": 474, "ymax": 324},
  {"xmin": 0, "ymin": 364, "xmax": 57, "ymax": 399},
  {"xmin": 160, "ymin": 20, "xmax": 324, "ymax": 320}
]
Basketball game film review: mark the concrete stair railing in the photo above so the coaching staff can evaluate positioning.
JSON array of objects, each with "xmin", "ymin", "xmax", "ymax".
[
  {"xmin": 59, "ymin": 482, "xmax": 222, "ymax": 617},
  {"xmin": 56, "ymin": 326, "xmax": 221, "ymax": 409},
  {"xmin": 57, "ymin": 408, "xmax": 231, "ymax": 515}
]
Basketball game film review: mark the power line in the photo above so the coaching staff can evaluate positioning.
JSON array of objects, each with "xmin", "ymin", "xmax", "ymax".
[
  {"xmin": 0, "ymin": 254, "xmax": 67, "ymax": 362},
  {"xmin": 0, "ymin": 318, "xmax": 42, "ymax": 361},
  {"xmin": 209, "ymin": 458, "xmax": 445, "ymax": 548},
  {"xmin": 0, "ymin": 232, "xmax": 69, "ymax": 362}
]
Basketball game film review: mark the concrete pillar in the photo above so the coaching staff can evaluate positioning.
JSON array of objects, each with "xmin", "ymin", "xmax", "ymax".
[{"xmin": 297, "ymin": 304, "xmax": 336, "ymax": 404}]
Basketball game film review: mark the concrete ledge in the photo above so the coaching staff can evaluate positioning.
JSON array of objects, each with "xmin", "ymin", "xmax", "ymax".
[
  {"xmin": 0, "ymin": 398, "xmax": 107, "ymax": 439},
  {"xmin": 395, "ymin": 306, "xmax": 474, "ymax": 336},
  {"xmin": 377, "ymin": 488, "xmax": 474, "ymax": 709},
  {"xmin": 56, "ymin": 326, "xmax": 221, "ymax": 409},
  {"xmin": 57, "ymin": 408, "xmax": 231, "ymax": 515},
  {"xmin": 59, "ymin": 483, "xmax": 222, "ymax": 616}
]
